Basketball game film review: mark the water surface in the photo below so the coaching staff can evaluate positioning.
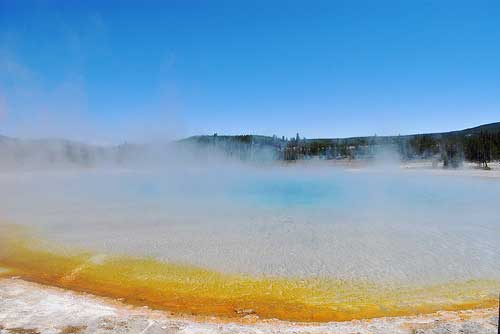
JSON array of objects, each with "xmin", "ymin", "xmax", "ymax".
[{"xmin": 0, "ymin": 165, "xmax": 499, "ymax": 320}]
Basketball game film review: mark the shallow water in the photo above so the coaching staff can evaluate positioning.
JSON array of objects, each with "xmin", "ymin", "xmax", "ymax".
[
  {"xmin": 0, "ymin": 165, "xmax": 499, "ymax": 320},
  {"xmin": 0, "ymin": 165, "xmax": 500, "ymax": 321}
]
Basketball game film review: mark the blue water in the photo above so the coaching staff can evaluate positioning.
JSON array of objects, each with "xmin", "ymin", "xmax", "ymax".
[
  {"xmin": 0, "ymin": 167, "xmax": 499, "ymax": 283},
  {"xmin": 232, "ymin": 172, "xmax": 500, "ymax": 224}
]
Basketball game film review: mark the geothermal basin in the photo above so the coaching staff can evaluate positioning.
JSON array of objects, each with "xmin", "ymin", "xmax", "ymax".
[{"xmin": 0, "ymin": 164, "xmax": 499, "ymax": 322}]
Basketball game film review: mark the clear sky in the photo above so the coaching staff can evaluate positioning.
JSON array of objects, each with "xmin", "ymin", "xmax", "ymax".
[{"xmin": 1, "ymin": 0, "xmax": 499, "ymax": 143}]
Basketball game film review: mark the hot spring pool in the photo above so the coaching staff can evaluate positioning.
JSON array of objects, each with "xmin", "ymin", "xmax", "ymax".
[{"xmin": 0, "ymin": 165, "xmax": 499, "ymax": 321}]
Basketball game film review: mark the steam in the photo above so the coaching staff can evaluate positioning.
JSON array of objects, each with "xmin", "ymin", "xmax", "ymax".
[
  {"xmin": 0, "ymin": 151, "xmax": 499, "ymax": 287},
  {"xmin": 0, "ymin": 14, "xmax": 184, "ymax": 146}
]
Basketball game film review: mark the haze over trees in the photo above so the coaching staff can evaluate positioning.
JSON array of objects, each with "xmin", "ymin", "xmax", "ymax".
[
  {"xmin": 1, "ymin": 122, "xmax": 499, "ymax": 170},
  {"xmin": 182, "ymin": 122, "xmax": 500, "ymax": 168}
]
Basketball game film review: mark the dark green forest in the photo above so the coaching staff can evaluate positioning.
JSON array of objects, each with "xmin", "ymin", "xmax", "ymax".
[
  {"xmin": 2, "ymin": 122, "xmax": 499, "ymax": 169},
  {"xmin": 184, "ymin": 122, "xmax": 500, "ymax": 168}
]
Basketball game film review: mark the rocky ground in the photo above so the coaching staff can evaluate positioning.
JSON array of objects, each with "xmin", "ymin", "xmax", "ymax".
[{"xmin": 0, "ymin": 278, "xmax": 498, "ymax": 334}]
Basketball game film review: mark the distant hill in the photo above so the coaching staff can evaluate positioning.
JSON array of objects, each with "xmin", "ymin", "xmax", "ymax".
[
  {"xmin": 177, "ymin": 122, "xmax": 500, "ymax": 163},
  {"xmin": 179, "ymin": 122, "xmax": 500, "ymax": 145},
  {"xmin": 310, "ymin": 122, "xmax": 500, "ymax": 143},
  {"xmin": 443, "ymin": 122, "xmax": 500, "ymax": 136},
  {"xmin": 0, "ymin": 135, "xmax": 165, "ymax": 170},
  {"xmin": 0, "ymin": 135, "xmax": 110, "ymax": 169},
  {"xmin": 1, "ymin": 122, "xmax": 499, "ymax": 168}
]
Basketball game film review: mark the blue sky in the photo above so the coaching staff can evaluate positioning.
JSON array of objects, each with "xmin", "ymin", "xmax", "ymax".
[{"xmin": 1, "ymin": 0, "xmax": 499, "ymax": 143}]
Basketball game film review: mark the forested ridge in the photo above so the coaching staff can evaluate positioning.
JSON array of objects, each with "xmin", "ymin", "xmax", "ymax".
[
  {"xmin": 1, "ymin": 122, "xmax": 499, "ymax": 169},
  {"xmin": 183, "ymin": 122, "xmax": 500, "ymax": 168}
]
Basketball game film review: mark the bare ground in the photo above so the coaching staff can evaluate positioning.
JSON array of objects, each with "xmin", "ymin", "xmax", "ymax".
[{"xmin": 0, "ymin": 278, "xmax": 498, "ymax": 334}]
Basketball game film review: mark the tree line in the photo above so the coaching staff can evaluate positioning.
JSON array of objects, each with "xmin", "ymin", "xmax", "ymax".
[
  {"xmin": 399, "ymin": 131, "xmax": 500, "ymax": 168},
  {"xmin": 192, "ymin": 130, "xmax": 500, "ymax": 168}
]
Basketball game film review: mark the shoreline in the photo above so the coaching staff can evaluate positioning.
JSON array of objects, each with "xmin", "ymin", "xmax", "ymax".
[
  {"xmin": 0, "ymin": 278, "xmax": 498, "ymax": 334},
  {"xmin": 1, "ymin": 161, "xmax": 499, "ymax": 333},
  {"xmin": 1, "ymin": 234, "xmax": 499, "ymax": 323}
]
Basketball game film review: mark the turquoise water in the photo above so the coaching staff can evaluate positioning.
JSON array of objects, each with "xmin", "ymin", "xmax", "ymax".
[
  {"xmin": 235, "ymin": 171, "xmax": 500, "ymax": 224},
  {"xmin": 0, "ymin": 167, "xmax": 499, "ymax": 284}
]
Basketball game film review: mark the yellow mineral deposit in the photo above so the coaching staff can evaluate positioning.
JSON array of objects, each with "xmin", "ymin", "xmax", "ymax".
[{"xmin": 0, "ymin": 228, "xmax": 498, "ymax": 323}]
